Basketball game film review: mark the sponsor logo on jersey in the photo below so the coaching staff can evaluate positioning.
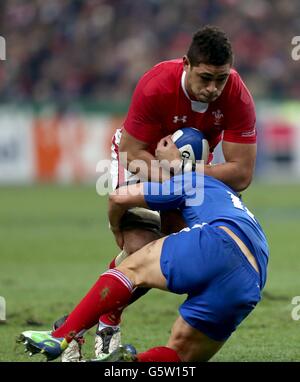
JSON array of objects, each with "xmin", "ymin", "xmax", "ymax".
[{"xmin": 173, "ymin": 115, "xmax": 187, "ymax": 123}]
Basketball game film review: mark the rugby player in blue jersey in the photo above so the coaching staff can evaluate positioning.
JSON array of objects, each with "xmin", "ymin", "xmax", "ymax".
[{"xmin": 18, "ymin": 172, "xmax": 269, "ymax": 362}]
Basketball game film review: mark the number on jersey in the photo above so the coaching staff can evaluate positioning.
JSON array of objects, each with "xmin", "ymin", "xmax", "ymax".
[{"xmin": 227, "ymin": 191, "xmax": 256, "ymax": 222}]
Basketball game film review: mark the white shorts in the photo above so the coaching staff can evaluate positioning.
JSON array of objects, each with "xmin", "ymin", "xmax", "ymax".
[
  {"xmin": 110, "ymin": 128, "xmax": 160, "ymax": 231},
  {"xmin": 110, "ymin": 128, "xmax": 140, "ymax": 190}
]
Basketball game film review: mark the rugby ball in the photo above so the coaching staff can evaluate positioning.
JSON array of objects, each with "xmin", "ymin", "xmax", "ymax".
[{"xmin": 171, "ymin": 127, "xmax": 209, "ymax": 164}]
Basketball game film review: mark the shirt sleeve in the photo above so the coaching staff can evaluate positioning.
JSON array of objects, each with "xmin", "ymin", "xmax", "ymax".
[
  {"xmin": 223, "ymin": 74, "xmax": 257, "ymax": 144},
  {"xmin": 123, "ymin": 74, "xmax": 163, "ymax": 144},
  {"xmin": 143, "ymin": 173, "xmax": 203, "ymax": 211},
  {"xmin": 143, "ymin": 176, "xmax": 185, "ymax": 211}
]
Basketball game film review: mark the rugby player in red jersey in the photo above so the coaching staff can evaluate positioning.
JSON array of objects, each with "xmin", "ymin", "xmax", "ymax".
[{"xmin": 56, "ymin": 25, "xmax": 257, "ymax": 361}]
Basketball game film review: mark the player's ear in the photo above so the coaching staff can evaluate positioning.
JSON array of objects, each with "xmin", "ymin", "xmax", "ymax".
[{"xmin": 183, "ymin": 55, "xmax": 190, "ymax": 70}]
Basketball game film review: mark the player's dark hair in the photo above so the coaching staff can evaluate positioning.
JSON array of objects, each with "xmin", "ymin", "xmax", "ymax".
[{"xmin": 187, "ymin": 25, "xmax": 233, "ymax": 67}]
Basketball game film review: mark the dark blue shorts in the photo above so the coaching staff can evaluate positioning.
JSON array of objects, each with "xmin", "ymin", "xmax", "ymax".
[{"xmin": 160, "ymin": 224, "xmax": 262, "ymax": 341}]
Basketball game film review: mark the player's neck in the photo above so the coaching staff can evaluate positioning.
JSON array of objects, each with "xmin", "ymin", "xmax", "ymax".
[
  {"xmin": 181, "ymin": 70, "xmax": 195, "ymax": 100},
  {"xmin": 181, "ymin": 71, "xmax": 209, "ymax": 113}
]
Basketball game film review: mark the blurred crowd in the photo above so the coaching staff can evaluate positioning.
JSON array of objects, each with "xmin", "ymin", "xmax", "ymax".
[{"xmin": 0, "ymin": 0, "xmax": 299, "ymax": 104}]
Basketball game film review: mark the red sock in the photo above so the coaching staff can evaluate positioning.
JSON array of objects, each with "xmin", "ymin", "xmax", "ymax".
[
  {"xmin": 137, "ymin": 347, "xmax": 181, "ymax": 362},
  {"xmin": 99, "ymin": 257, "xmax": 123, "ymax": 326},
  {"xmin": 108, "ymin": 257, "xmax": 117, "ymax": 269},
  {"xmin": 52, "ymin": 269, "xmax": 133, "ymax": 342},
  {"xmin": 99, "ymin": 310, "xmax": 122, "ymax": 326}
]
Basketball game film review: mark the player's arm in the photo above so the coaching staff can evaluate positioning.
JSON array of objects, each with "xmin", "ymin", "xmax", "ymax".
[
  {"xmin": 155, "ymin": 137, "xmax": 256, "ymax": 192},
  {"xmin": 108, "ymin": 179, "xmax": 183, "ymax": 229},
  {"xmin": 204, "ymin": 73, "xmax": 257, "ymax": 192},
  {"xmin": 108, "ymin": 183, "xmax": 147, "ymax": 248},
  {"xmin": 202, "ymin": 141, "xmax": 256, "ymax": 192},
  {"xmin": 108, "ymin": 179, "xmax": 184, "ymax": 247},
  {"xmin": 119, "ymin": 69, "xmax": 172, "ymax": 183},
  {"xmin": 120, "ymin": 131, "xmax": 181, "ymax": 182},
  {"xmin": 119, "ymin": 130, "xmax": 170, "ymax": 182}
]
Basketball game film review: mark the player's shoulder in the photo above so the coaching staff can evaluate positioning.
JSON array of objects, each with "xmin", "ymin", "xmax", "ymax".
[
  {"xmin": 224, "ymin": 68, "xmax": 254, "ymax": 105},
  {"xmin": 148, "ymin": 59, "xmax": 183, "ymax": 78},
  {"xmin": 138, "ymin": 59, "xmax": 183, "ymax": 97}
]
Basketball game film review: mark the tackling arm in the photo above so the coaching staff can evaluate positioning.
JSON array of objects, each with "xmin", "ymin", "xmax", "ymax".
[
  {"xmin": 153, "ymin": 135, "xmax": 256, "ymax": 192},
  {"xmin": 108, "ymin": 183, "xmax": 147, "ymax": 248}
]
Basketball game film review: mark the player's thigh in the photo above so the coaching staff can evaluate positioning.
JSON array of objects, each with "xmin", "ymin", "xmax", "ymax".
[
  {"xmin": 117, "ymin": 237, "xmax": 168, "ymax": 290},
  {"xmin": 167, "ymin": 316, "xmax": 225, "ymax": 362}
]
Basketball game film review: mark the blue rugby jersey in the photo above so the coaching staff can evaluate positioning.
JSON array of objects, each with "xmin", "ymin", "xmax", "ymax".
[{"xmin": 144, "ymin": 173, "xmax": 269, "ymax": 288}]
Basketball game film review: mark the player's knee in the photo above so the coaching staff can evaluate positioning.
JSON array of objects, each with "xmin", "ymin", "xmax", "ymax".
[
  {"xmin": 123, "ymin": 229, "xmax": 161, "ymax": 254},
  {"xmin": 119, "ymin": 207, "xmax": 162, "ymax": 254},
  {"xmin": 118, "ymin": 239, "xmax": 164, "ymax": 287},
  {"xmin": 167, "ymin": 317, "xmax": 224, "ymax": 362},
  {"xmin": 167, "ymin": 331, "xmax": 193, "ymax": 362},
  {"xmin": 168, "ymin": 333, "xmax": 214, "ymax": 362}
]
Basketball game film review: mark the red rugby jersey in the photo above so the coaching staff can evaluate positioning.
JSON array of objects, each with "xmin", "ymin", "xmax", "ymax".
[{"xmin": 123, "ymin": 59, "xmax": 256, "ymax": 154}]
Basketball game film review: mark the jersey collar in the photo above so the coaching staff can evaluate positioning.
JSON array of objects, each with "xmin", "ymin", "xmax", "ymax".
[{"xmin": 181, "ymin": 70, "xmax": 209, "ymax": 113}]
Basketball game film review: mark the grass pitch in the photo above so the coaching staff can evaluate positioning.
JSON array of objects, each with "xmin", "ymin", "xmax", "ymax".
[{"xmin": 0, "ymin": 182, "xmax": 300, "ymax": 362}]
